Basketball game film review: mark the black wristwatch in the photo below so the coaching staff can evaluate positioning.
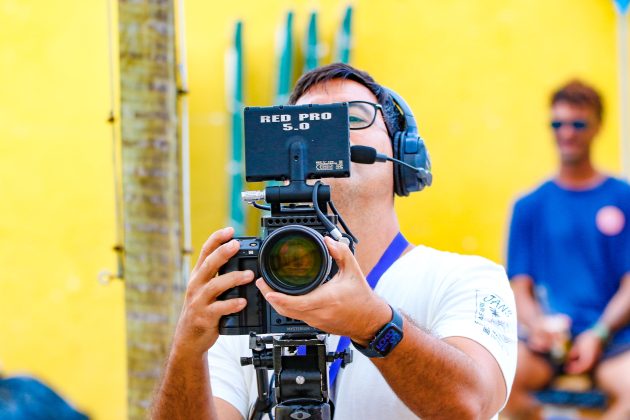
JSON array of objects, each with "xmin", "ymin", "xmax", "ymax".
[{"xmin": 351, "ymin": 305, "xmax": 404, "ymax": 358}]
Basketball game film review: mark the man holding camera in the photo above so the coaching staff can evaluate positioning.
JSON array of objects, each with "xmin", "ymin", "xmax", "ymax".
[{"xmin": 152, "ymin": 63, "xmax": 517, "ymax": 419}]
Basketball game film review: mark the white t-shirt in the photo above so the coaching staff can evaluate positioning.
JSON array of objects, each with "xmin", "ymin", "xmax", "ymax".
[{"xmin": 208, "ymin": 245, "xmax": 517, "ymax": 419}]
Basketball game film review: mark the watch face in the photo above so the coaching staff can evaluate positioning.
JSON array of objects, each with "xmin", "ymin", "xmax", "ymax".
[{"xmin": 374, "ymin": 326, "xmax": 403, "ymax": 354}]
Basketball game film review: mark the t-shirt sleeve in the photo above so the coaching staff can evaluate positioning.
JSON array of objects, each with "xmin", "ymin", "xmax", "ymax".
[
  {"xmin": 506, "ymin": 198, "xmax": 533, "ymax": 280},
  {"xmin": 207, "ymin": 335, "xmax": 251, "ymax": 419},
  {"xmin": 429, "ymin": 257, "xmax": 518, "ymax": 405}
]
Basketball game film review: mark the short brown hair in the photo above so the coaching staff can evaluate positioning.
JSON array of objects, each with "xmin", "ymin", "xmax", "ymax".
[
  {"xmin": 288, "ymin": 63, "xmax": 404, "ymax": 138},
  {"xmin": 551, "ymin": 79, "xmax": 603, "ymax": 121}
]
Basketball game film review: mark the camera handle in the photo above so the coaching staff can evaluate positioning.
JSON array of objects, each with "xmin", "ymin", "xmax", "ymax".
[
  {"xmin": 241, "ymin": 142, "xmax": 358, "ymax": 244},
  {"xmin": 241, "ymin": 332, "xmax": 353, "ymax": 420},
  {"xmin": 246, "ymin": 142, "xmax": 330, "ymax": 213}
]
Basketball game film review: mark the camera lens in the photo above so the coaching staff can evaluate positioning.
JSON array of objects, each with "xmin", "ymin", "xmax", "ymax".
[{"xmin": 259, "ymin": 225, "xmax": 331, "ymax": 295}]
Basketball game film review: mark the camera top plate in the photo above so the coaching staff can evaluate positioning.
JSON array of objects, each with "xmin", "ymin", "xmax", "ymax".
[{"xmin": 244, "ymin": 103, "xmax": 350, "ymax": 182}]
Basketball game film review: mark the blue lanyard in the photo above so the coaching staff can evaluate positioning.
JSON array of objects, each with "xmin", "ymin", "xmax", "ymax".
[{"xmin": 328, "ymin": 232, "xmax": 410, "ymax": 393}]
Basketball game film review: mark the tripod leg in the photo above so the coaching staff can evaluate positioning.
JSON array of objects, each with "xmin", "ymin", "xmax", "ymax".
[{"xmin": 250, "ymin": 368, "xmax": 272, "ymax": 420}]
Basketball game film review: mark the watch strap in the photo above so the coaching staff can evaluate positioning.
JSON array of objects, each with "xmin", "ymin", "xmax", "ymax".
[{"xmin": 352, "ymin": 305, "xmax": 404, "ymax": 358}]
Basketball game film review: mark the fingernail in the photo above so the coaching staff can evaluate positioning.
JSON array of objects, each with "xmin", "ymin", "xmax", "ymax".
[
  {"xmin": 238, "ymin": 298, "xmax": 247, "ymax": 306},
  {"xmin": 243, "ymin": 270, "xmax": 254, "ymax": 280},
  {"xmin": 223, "ymin": 226, "xmax": 234, "ymax": 234}
]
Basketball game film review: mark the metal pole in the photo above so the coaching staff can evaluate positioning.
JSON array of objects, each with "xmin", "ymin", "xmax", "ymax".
[
  {"xmin": 617, "ymin": 10, "xmax": 630, "ymax": 179},
  {"xmin": 176, "ymin": 0, "xmax": 192, "ymax": 280},
  {"xmin": 615, "ymin": 0, "xmax": 630, "ymax": 179}
]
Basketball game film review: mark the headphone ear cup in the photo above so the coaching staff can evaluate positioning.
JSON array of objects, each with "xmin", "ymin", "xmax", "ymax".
[
  {"xmin": 415, "ymin": 139, "xmax": 432, "ymax": 189},
  {"xmin": 386, "ymin": 86, "xmax": 433, "ymax": 196},
  {"xmin": 392, "ymin": 130, "xmax": 405, "ymax": 196},
  {"xmin": 397, "ymin": 133, "xmax": 432, "ymax": 196}
]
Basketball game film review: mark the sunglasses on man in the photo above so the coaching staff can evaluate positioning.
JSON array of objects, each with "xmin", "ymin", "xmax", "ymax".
[{"xmin": 550, "ymin": 120, "xmax": 589, "ymax": 131}]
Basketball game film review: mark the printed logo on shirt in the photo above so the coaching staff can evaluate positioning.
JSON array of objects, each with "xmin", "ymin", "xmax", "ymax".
[
  {"xmin": 474, "ymin": 291, "xmax": 515, "ymax": 354},
  {"xmin": 595, "ymin": 205, "xmax": 625, "ymax": 236}
]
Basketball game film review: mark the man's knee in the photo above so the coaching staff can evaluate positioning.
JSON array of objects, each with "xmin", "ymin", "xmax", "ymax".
[{"xmin": 595, "ymin": 350, "xmax": 630, "ymax": 398}]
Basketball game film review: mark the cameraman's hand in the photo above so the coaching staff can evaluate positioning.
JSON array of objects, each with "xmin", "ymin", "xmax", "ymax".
[
  {"xmin": 256, "ymin": 236, "xmax": 391, "ymax": 345},
  {"xmin": 172, "ymin": 227, "xmax": 254, "ymax": 356}
]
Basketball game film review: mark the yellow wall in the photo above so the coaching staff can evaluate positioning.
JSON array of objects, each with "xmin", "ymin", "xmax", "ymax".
[
  {"xmin": 0, "ymin": 0, "xmax": 126, "ymax": 418},
  {"xmin": 1, "ymin": 1, "xmax": 627, "ymax": 418}
]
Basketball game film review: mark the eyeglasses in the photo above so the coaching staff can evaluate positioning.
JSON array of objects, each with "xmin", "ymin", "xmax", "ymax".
[
  {"xmin": 348, "ymin": 101, "xmax": 383, "ymax": 130},
  {"xmin": 550, "ymin": 120, "xmax": 589, "ymax": 131}
]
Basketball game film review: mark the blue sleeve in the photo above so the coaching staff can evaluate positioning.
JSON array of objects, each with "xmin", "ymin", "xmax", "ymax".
[{"xmin": 507, "ymin": 198, "xmax": 533, "ymax": 280}]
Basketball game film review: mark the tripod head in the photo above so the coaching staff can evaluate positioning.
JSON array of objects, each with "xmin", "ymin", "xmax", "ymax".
[{"xmin": 241, "ymin": 333, "xmax": 352, "ymax": 420}]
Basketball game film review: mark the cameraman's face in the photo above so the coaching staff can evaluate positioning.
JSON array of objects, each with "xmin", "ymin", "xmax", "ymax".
[{"xmin": 294, "ymin": 79, "xmax": 394, "ymax": 205}]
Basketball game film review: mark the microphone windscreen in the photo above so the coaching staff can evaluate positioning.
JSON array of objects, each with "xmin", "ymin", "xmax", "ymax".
[{"xmin": 350, "ymin": 145, "xmax": 377, "ymax": 164}]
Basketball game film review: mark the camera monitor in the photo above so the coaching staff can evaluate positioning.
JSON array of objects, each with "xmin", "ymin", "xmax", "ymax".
[{"xmin": 243, "ymin": 103, "xmax": 350, "ymax": 182}]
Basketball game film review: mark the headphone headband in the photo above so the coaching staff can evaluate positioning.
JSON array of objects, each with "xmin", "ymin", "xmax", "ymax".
[{"xmin": 385, "ymin": 88, "xmax": 418, "ymax": 136}]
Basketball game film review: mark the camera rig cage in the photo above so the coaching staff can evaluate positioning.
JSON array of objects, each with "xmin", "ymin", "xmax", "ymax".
[{"xmin": 229, "ymin": 103, "xmax": 357, "ymax": 419}]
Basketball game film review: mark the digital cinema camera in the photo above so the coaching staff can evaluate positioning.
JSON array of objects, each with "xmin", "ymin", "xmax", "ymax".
[
  {"xmin": 217, "ymin": 102, "xmax": 356, "ymax": 420},
  {"xmin": 218, "ymin": 102, "xmax": 356, "ymax": 335}
]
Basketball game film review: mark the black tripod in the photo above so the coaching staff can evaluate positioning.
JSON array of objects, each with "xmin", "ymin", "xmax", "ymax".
[{"xmin": 241, "ymin": 333, "xmax": 352, "ymax": 420}]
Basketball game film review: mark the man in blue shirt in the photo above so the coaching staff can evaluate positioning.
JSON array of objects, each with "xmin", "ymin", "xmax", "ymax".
[{"xmin": 504, "ymin": 80, "xmax": 630, "ymax": 419}]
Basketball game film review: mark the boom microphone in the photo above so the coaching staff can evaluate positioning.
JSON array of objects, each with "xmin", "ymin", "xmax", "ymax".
[
  {"xmin": 349, "ymin": 145, "xmax": 382, "ymax": 164},
  {"xmin": 350, "ymin": 145, "xmax": 423, "ymax": 173}
]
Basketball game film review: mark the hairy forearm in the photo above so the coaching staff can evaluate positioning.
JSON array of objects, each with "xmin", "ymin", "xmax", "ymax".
[
  {"xmin": 599, "ymin": 273, "xmax": 630, "ymax": 332},
  {"xmin": 371, "ymin": 318, "xmax": 493, "ymax": 419},
  {"xmin": 151, "ymin": 350, "xmax": 217, "ymax": 420}
]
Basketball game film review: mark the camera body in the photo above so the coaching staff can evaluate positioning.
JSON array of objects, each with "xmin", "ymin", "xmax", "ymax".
[
  {"xmin": 218, "ymin": 212, "xmax": 340, "ymax": 335},
  {"xmin": 218, "ymin": 102, "xmax": 352, "ymax": 336}
]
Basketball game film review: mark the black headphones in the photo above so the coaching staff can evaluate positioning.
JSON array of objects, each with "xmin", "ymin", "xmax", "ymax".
[{"xmin": 385, "ymin": 87, "xmax": 433, "ymax": 196}]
